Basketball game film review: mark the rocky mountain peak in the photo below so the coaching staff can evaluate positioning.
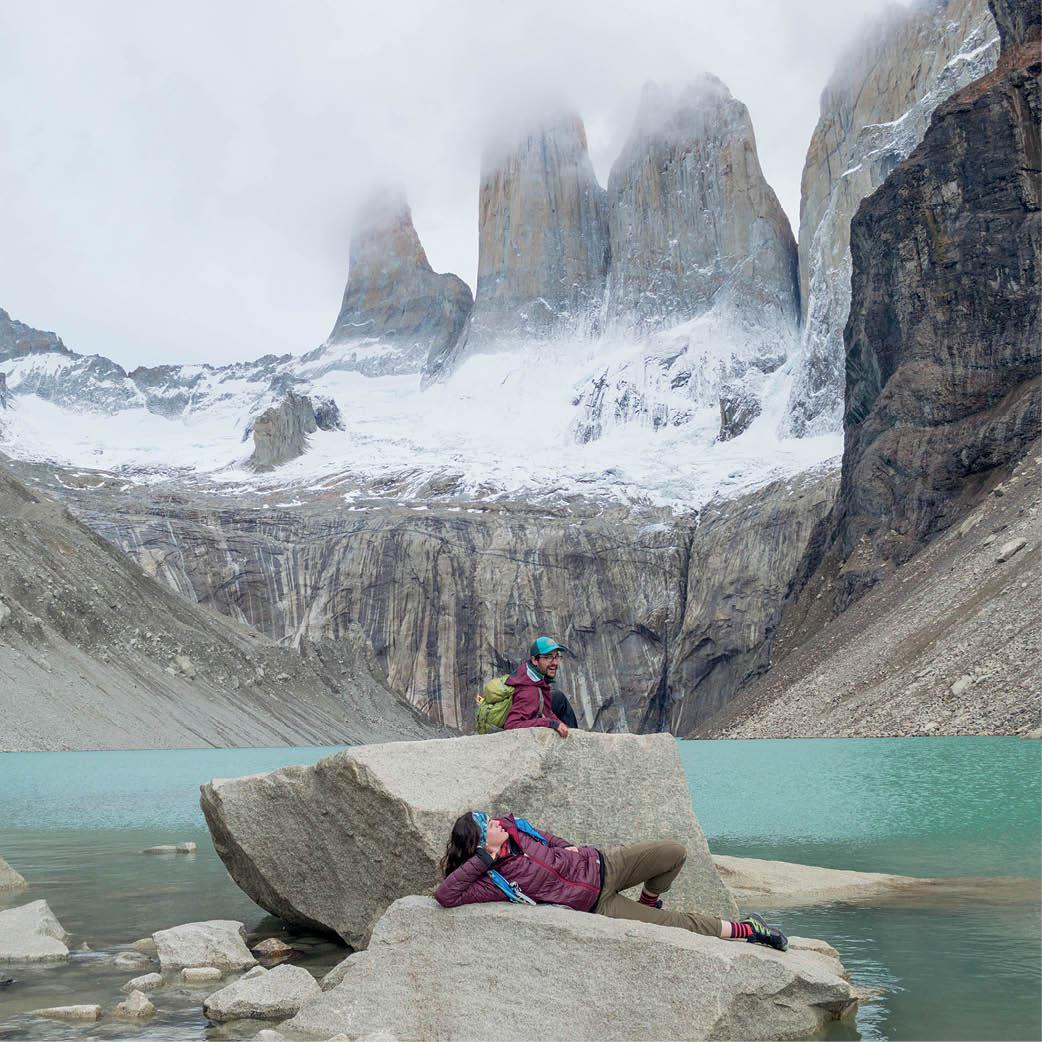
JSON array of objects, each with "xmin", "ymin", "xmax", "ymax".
[
  {"xmin": 328, "ymin": 191, "xmax": 473, "ymax": 376},
  {"xmin": 0, "ymin": 307, "xmax": 73, "ymax": 363},
  {"xmin": 605, "ymin": 74, "xmax": 798, "ymax": 332},
  {"xmin": 426, "ymin": 111, "xmax": 609, "ymax": 379},
  {"xmin": 786, "ymin": 0, "xmax": 999, "ymax": 436},
  {"xmin": 245, "ymin": 391, "xmax": 344, "ymax": 472}
]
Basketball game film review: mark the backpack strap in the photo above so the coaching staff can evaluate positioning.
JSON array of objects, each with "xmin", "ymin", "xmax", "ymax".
[
  {"xmin": 512, "ymin": 818, "xmax": 548, "ymax": 845},
  {"xmin": 488, "ymin": 868, "xmax": 536, "ymax": 905}
]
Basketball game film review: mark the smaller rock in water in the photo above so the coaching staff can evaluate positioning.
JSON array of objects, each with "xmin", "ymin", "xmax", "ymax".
[
  {"xmin": 113, "ymin": 989, "xmax": 155, "ymax": 1020},
  {"xmin": 949, "ymin": 675, "xmax": 974, "ymax": 697},
  {"xmin": 142, "ymin": 841, "xmax": 197, "ymax": 855},
  {"xmin": 176, "ymin": 841, "xmax": 197, "ymax": 853},
  {"xmin": 121, "ymin": 972, "xmax": 163, "ymax": 993},
  {"xmin": 251, "ymin": 1030, "xmax": 288, "ymax": 1042},
  {"xmin": 182, "ymin": 966, "xmax": 223, "ymax": 983},
  {"xmin": 130, "ymin": 936, "xmax": 158, "ymax": 953},
  {"xmin": 996, "ymin": 538, "xmax": 1028, "ymax": 563},
  {"xmin": 113, "ymin": 951, "xmax": 152, "ymax": 968},
  {"xmin": 203, "ymin": 963, "xmax": 320, "ymax": 1022},
  {"xmin": 251, "ymin": 937, "xmax": 295, "ymax": 960},
  {"xmin": 0, "ymin": 855, "xmax": 28, "ymax": 893},
  {"xmin": 31, "ymin": 1005, "xmax": 102, "ymax": 1021},
  {"xmin": 155, "ymin": 919, "xmax": 256, "ymax": 971}
]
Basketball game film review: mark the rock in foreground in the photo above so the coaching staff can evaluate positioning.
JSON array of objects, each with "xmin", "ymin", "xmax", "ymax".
[
  {"xmin": 201, "ymin": 730, "xmax": 736, "ymax": 949},
  {"xmin": 153, "ymin": 920, "xmax": 256, "ymax": 971},
  {"xmin": 0, "ymin": 900, "xmax": 70, "ymax": 963},
  {"xmin": 284, "ymin": 896, "xmax": 857, "ymax": 1041},
  {"xmin": 204, "ymin": 963, "xmax": 321, "ymax": 1022}
]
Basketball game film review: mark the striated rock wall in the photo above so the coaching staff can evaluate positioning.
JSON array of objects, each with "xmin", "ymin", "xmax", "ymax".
[
  {"xmin": 245, "ymin": 391, "xmax": 343, "ymax": 471},
  {"xmin": 606, "ymin": 77, "xmax": 798, "ymax": 330},
  {"xmin": 789, "ymin": 0, "xmax": 999, "ymax": 436},
  {"xmin": 0, "ymin": 373, "xmax": 7, "ymax": 411},
  {"xmin": 72, "ymin": 470, "xmax": 836, "ymax": 733},
  {"xmin": 428, "ymin": 113, "xmax": 609, "ymax": 378},
  {"xmin": 327, "ymin": 193, "xmax": 473, "ymax": 376}
]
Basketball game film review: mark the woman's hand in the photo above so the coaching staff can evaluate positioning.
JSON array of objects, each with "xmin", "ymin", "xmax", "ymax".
[
  {"xmin": 564, "ymin": 846, "xmax": 579, "ymax": 852},
  {"xmin": 485, "ymin": 819, "xmax": 509, "ymax": 856}
]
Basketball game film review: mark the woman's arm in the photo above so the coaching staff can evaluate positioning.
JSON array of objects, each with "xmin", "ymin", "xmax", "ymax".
[{"xmin": 434, "ymin": 851, "xmax": 505, "ymax": 908}]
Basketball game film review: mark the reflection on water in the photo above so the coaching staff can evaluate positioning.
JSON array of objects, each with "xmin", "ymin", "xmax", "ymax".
[{"xmin": 0, "ymin": 738, "xmax": 1039, "ymax": 1041}]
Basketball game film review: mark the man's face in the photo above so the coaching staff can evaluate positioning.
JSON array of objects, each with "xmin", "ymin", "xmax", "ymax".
[{"xmin": 535, "ymin": 651, "xmax": 562, "ymax": 680}]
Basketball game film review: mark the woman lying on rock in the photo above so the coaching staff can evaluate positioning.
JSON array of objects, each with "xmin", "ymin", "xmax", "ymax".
[{"xmin": 435, "ymin": 811, "xmax": 787, "ymax": 951}]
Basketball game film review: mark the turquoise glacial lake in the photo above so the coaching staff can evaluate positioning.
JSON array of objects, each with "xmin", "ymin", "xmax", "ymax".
[{"xmin": 0, "ymin": 737, "xmax": 1039, "ymax": 1041}]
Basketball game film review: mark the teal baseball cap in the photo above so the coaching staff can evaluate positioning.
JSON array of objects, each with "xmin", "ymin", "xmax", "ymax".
[{"xmin": 529, "ymin": 636, "xmax": 570, "ymax": 657}]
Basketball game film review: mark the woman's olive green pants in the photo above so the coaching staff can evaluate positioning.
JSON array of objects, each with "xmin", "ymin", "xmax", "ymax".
[{"xmin": 593, "ymin": 841, "xmax": 722, "ymax": 937}]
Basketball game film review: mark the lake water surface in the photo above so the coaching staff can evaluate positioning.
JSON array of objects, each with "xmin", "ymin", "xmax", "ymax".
[{"xmin": 1, "ymin": 737, "xmax": 1039, "ymax": 1041}]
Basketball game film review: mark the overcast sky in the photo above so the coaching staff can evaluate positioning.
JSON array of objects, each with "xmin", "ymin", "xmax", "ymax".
[{"xmin": 0, "ymin": 0, "xmax": 899, "ymax": 369}]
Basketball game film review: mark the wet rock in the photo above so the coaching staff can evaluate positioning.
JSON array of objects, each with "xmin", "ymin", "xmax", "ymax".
[
  {"xmin": 0, "ymin": 855, "xmax": 27, "ymax": 893},
  {"xmin": 0, "ymin": 900, "xmax": 70, "ymax": 963},
  {"xmin": 200, "ymin": 730, "xmax": 735, "ymax": 950},
  {"xmin": 788, "ymin": 0, "xmax": 999, "ymax": 435},
  {"xmin": 996, "ymin": 538, "xmax": 1028, "ymax": 563},
  {"xmin": 121, "ymin": 972, "xmax": 163, "ymax": 993},
  {"xmin": 327, "ymin": 192, "xmax": 472, "ymax": 376},
  {"xmin": 142, "ymin": 842, "xmax": 196, "ymax": 854},
  {"xmin": 250, "ymin": 937, "xmax": 295, "ymax": 960},
  {"xmin": 31, "ymin": 1004, "xmax": 102, "ymax": 1021},
  {"xmin": 154, "ymin": 920, "xmax": 256, "ymax": 971},
  {"xmin": 203, "ymin": 963, "xmax": 321, "ymax": 1022},
  {"xmin": 284, "ymin": 896, "xmax": 857, "ymax": 1042},
  {"xmin": 113, "ymin": 989, "xmax": 155, "ymax": 1020},
  {"xmin": 176, "ymin": 841, "xmax": 197, "ymax": 853},
  {"xmin": 113, "ymin": 951, "xmax": 152, "ymax": 968},
  {"xmin": 130, "ymin": 936, "xmax": 158, "ymax": 953},
  {"xmin": 182, "ymin": 966, "xmax": 224, "ymax": 983}
]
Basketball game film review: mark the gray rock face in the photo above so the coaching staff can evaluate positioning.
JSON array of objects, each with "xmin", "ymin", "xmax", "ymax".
[
  {"xmin": 0, "ymin": 900, "xmax": 70, "ymax": 963},
  {"xmin": 0, "ymin": 307, "xmax": 70, "ymax": 361},
  {"xmin": 0, "ymin": 461, "xmax": 439, "ymax": 752},
  {"xmin": 0, "ymin": 372, "xmax": 8, "ymax": 410},
  {"xmin": 788, "ymin": 0, "xmax": 999, "ymax": 436},
  {"xmin": 828, "ymin": 4, "xmax": 1039, "ymax": 601},
  {"xmin": 200, "ymin": 730, "xmax": 736, "ymax": 950},
  {"xmin": 79, "ymin": 469, "xmax": 835, "ymax": 733},
  {"xmin": 327, "ymin": 193, "xmax": 473, "ymax": 376},
  {"xmin": 152, "ymin": 920, "xmax": 256, "ymax": 971},
  {"xmin": 246, "ymin": 391, "xmax": 343, "ymax": 471},
  {"xmin": 284, "ymin": 897, "xmax": 858, "ymax": 1042},
  {"xmin": 428, "ymin": 113, "xmax": 609, "ymax": 378},
  {"xmin": 0, "ymin": 855, "xmax": 27, "ymax": 892},
  {"xmin": 606, "ymin": 77, "xmax": 798, "ymax": 331},
  {"xmin": 718, "ymin": 382, "xmax": 762, "ymax": 441},
  {"xmin": 203, "ymin": 964, "xmax": 321, "ymax": 1022},
  {"xmin": 990, "ymin": 0, "xmax": 1041, "ymax": 49}
]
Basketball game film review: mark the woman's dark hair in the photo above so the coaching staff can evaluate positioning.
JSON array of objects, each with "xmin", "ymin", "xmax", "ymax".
[{"xmin": 440, "ymin": 812, "xmax": 481, "ymax": 877}]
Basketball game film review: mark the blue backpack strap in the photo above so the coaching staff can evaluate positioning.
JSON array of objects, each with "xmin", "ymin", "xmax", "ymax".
[
  {"xmin": 512, "ymin": 817, "xmax": 548, "ymax": 845},
  {"xmin": 488, "ymin": 869, "xmax": 536, "ymax": 905}
]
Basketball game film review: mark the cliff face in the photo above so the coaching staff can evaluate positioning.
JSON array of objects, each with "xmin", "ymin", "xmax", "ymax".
[
  {"xmin": 0, "ymin": 462, "xmax": 438, "ymax": 751},
  {"xmin": 789, "ymin": 0, "xmax": 999, "ymax": 436},
  {"xmin": 606, "ymin": 77, "xmax": 798, "ymax": 330},
  {"xmin": 327, "ymin": 194, "xmax": 473, "ymax": 376},
  {"xmin": 427, "ymin": 114, "xmax": 609, "ymax": 379},
  {"xmin": 66, "ymin": 469, "xmax": 836, "ymax": 733}
]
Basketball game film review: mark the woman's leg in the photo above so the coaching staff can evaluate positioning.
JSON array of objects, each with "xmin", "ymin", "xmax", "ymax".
[
  {"xmin": 596, "ymin": 890, "xmax": 722, "ymax": 936},
  {"xmin": 600, "ymin": 841, "xmax": 687, "ymax": 898}
]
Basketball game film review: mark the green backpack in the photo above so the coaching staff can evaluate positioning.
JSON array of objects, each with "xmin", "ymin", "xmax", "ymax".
[{"xmin": 475, "ymin": 675, "xmax": 515, "ymax": 734}]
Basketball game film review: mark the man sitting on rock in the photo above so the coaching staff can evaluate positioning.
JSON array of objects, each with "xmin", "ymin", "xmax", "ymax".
[{"xmin": 503, "ymin": 636, "xmax": 579, "ymax": 735}]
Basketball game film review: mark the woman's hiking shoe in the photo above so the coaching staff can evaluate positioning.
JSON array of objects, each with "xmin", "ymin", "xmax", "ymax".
[{"xmin": 738, "ymin": 913, "xmax": 788, "ymax": 952}]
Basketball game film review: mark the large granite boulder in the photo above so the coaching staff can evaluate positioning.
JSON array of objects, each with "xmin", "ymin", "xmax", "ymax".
[
  {"xmin": 326, "ymin": 192, "xmax": 473, "ymax": 376},
  {"xmin": 201, "ymin": 730, "xmax": 736, "ymax": 949},
  {"xmin": 0, "ymin": 900, "xmax": 70, "ymax": 963},
  {"xmin": 0, "ymin": 854, "xmax": 27, "ymax": 891},
  {"xmin": 246, "ymin": 392, "xmax": 343, "ymax": 471},
  {"xmin": 283, "ymin": 896, "xmax": 858, "ymax": 1041},
  {"xmin": 427, "ymin": 112, "xmax": 609, "ymax": 378},
  {"xmin": 788, "ymin": 0, "xmax": 998, "ymax": 435},
  {"xmin": 203, "ymin": 964, "xmax": 320, "ymax": 1022},
  {"xmin": 152, "ymin": 920, "xmax": 257, "ymax": 971},
  {"xmin": 606, "ymin": 76, "xmax": 798, "ymax": 331}
]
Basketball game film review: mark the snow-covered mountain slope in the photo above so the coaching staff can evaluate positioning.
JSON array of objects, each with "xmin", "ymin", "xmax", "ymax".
[{"xmin": 0, "ymin": 320, "xmax": 840, "ymax": 510}]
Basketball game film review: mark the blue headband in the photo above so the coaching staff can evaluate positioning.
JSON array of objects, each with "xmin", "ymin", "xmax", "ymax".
[{"xmin": 471, "ymin": 810, "xmax": 488, "ymax": 847}]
